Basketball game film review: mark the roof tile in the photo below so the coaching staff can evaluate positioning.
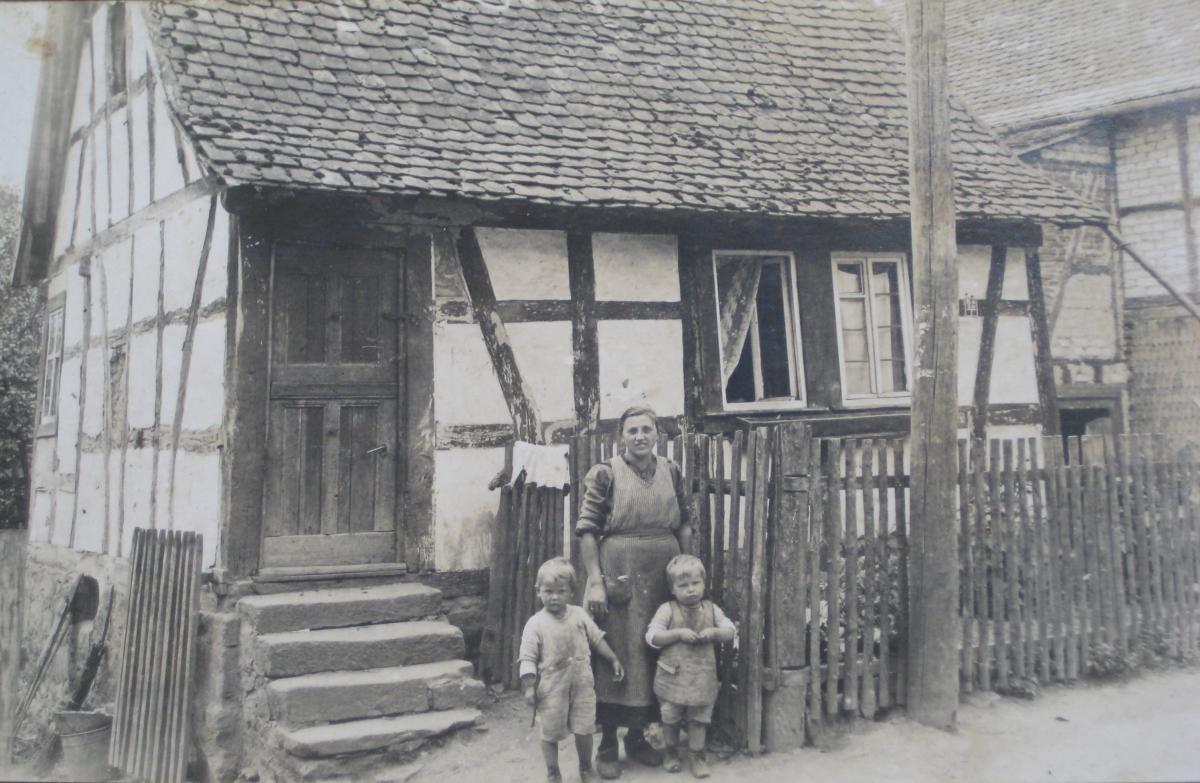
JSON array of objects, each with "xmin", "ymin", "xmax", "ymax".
[{"xmin": 146, "ymin": 0, "xmax": 1104, "ymax": 223}]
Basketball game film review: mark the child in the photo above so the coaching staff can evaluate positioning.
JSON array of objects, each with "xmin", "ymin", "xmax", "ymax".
[
  {"xmin": 646, "ymin": 554, "xmax": 736, "ymax": 778},
  {"xmin": 521, "ymin": 557, "xmax": 626, "ymax": 783}
]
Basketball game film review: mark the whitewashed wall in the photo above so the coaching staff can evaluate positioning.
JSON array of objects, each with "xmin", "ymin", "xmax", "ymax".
[
  {"xmin": 430, "ymin": 229, "xmax": 685, "ymax": 570},
  {"xmin": 956, "ymin": 245, "xmax": 1042, "ymax": 414},
  {"xmin": 28, "ymin": 4, "xmax": 226, "ymax": 568}
]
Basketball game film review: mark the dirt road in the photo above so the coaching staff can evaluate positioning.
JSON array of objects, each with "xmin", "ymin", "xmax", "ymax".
[{"xmin": 406, "ymin": 667, "xmax": 1200, "ymax": 783}]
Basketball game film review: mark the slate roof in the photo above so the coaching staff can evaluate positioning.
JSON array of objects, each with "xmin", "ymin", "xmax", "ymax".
[
  {"xmin": 145, "ymin": 0, "xmax": 1105, "ymax": 225},
  {"xmin": 946, "ymin": 0, "xmax": 1200, "ymax": 131}
]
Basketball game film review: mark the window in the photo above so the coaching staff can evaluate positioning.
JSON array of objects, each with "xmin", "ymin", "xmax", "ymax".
[
  {"xmin": 38, "ymin": 296, "xmax": 67, "ymax": 436},
  {"xmin": 106, "ymin": 3, "xmax": 127, "ymax": 97},
  {"xmin": 712, "ymin": 252, "xmax": 806, "ymax": 409},
  {"xmin": 832, "ymin": 254, "xmax": 913, "ymax": 404}
]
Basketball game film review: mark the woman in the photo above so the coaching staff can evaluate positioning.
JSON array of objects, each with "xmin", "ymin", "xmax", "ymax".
[{"xmin": 577, "ymin": 405, "xmax": 694, "ymax": 780}]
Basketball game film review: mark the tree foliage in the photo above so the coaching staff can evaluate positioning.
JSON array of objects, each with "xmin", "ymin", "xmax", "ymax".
[{"xmin": 0, "ymin": 186, "xmax": 42, "ymax": 529}]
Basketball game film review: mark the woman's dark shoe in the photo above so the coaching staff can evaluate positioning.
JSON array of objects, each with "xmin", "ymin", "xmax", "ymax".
[
  {"xmin": 595, "ymin": 748, "xmax": 621, "ymax": 780},
  {"xmin": 624, "ymin": 736, "xmax": 663, "ymax": 767},
  {"xmin": 663, "ymin": 747, "xmax": 683, "ymax": 773},
  {"xmin": 688, "ymin": 750, "xmax": 711, "ymax": 779}
]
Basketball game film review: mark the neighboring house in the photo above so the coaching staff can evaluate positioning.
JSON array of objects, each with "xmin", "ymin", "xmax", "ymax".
[
  {"xmin": 942, "ymin": 0, "xmax": 1200, "ymax": 444},
  {"xmin": 14, "ymin": 1, "xmax": 1099, "ymax": 780}
]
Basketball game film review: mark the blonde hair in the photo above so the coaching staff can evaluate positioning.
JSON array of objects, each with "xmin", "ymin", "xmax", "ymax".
[
  {"xmin": 535, "ymin": 557, "xmax": 577, "ymax": 590},
  {"xmin": 665, "ymin": 554, "xmax": 706, "ymax": 584},
  {"xmin": 618, "ymin": 405, "xmax": 660, "ymax": 434}
]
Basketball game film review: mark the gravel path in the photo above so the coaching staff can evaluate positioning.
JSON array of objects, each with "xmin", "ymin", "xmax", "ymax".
[{"xmin": 406, "ymin": 667, "xmax": 1200, "ymax": 783}]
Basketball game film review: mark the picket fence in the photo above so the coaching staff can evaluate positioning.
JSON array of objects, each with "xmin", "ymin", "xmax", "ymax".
[{"xmin": 483, "ymin": 425, "xmax": 1200, "ymax": 753}]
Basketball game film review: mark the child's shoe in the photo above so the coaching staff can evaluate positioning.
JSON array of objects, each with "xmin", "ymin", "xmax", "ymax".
[
  {"xmin": 687, "ymin": 750, "xmax": 711, "ymax": 779},
  {"xmin": 547, "ymin": 767, "xmax": 563, "ymax": 783},
  {"xmin": 579, "ymin": 763, "xmax": 596, "ymax": 782},
  {"xmin": 663, "ymin": 746, "xmax": 683, "ymax": 773}
]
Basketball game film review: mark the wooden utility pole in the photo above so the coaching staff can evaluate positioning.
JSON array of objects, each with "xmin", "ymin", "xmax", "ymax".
[{"xmin": 904, "ymin": 0, "xmax": 960, "ymax": 729}]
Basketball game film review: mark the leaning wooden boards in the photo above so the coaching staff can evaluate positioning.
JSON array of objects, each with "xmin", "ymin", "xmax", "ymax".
[{"xmin": 109, "ymin": 529, "xmax": 202, "ymax": 783}]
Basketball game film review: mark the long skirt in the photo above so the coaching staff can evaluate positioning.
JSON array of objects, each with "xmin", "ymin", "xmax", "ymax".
[{"xmin": 593, "ymin": 532, "xmax": 680, "ymax": 719}]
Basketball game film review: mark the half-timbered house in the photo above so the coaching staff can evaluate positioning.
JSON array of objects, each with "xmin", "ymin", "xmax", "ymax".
[{"xmin": 14, "ymin": 0, "xmax": 1103, "ymax": 779}]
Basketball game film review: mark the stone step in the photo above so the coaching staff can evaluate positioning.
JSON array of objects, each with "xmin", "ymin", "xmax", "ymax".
[
  {"xmin": 267, "ymin": 660, "xmax": 485, "ymax": 726},
  {"xmin": 239, "ymin": 583, "xmax": 442, "ymax": 634},
  {"xmin": 276, "ymin": 708, "xmax": 482, "ymax": 759},
  {"xmin": 258, "ymin": 621, "xmax": 464, "ymax": 678}
]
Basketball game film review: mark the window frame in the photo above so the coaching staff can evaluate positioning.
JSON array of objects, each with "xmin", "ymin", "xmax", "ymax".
[
  {"xmin": 711, "ymin": 249, "xmax": 808, "ymax": 412},
  {"xmin": 830, "ymin": 252, "xmax": 915, "ymax": 408},
  {"xmin": 37, "ymin": 292, "xmax": 68, "ymax": 438}
]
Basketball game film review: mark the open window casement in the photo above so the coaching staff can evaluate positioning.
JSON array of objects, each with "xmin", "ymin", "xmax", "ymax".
[
  {"xmin": 712, "ymin": 251, "xmax": 807, "ymax": 411},
  {"xmin": 831, "ymin": 253, "xmax": 914, "ymax": 406}
]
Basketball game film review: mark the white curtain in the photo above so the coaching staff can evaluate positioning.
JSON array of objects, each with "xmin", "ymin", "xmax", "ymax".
[{"xmin": 715, "ymin": 256, "xmax": 764, "ymax": 385}]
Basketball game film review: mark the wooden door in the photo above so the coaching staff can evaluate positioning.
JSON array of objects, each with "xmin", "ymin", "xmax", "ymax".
[{"xmin": 261, "ymin": 244, "xmax": 402, "ymax": 569}]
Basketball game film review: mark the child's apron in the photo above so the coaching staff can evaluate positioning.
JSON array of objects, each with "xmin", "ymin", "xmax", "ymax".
[{"xmin": 653, "ymin": 600, "xmax": 720, "ymax": 706}]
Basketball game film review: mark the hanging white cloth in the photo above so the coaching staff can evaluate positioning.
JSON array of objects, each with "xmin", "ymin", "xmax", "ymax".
[{"xmin": 509, "ymin": 441, "xmax": 570, "ymax": 489}]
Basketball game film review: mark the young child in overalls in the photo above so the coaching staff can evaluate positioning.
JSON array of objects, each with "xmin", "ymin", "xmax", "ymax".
[
  {"xmin": 521, "ymin": 557, "xmax": 626, "ymax": 782},
  {"xmin": 645, "ymin": 555, "xmax": 736, "ymax": 778}
]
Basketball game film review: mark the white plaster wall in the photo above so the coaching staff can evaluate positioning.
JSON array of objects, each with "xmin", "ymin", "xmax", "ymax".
[
  {"xmin": 1002, "ymin": 248, "xmax": 1029, "ymax": 300},
  {"xmin": 100, "ymin": 240, "xmax": 133, "ymax": 332},
  {"xmin": 476, "ymin": 227, "xmax": 569, "ymax": 300},
  {"xmin": 118, "ymin": 450, "xmax": 153, "ymax": 555},
  {"xmin": 152, "ymin": 86, "xmax": 187, "ymax": 198},
  {"xmin": 53, "ymin": 141, "xmax": 81, "ymax": 258},
  {"xmin": 158, "ymin": 323, "xmax": 186, "ymax": 428},
  {"xmin": 109, "ymin": 107, "xmax": 131, "ymax": 226},
  {"xmin": 125, "ymin": 330, "xmax": 158, "ymax": 429},
  {"xmin": 182, "ymin": 319, "xmax": 227, "ymax": 430},
  {"xmin": 50, "ymin": 489, "xmax": 73, "ymax": 548},
  {"xmin": 55, "ymin": 356, "xmax": 81, "ymax": 474},
  {"xmin": 163, "ymin": 198, "xmax": 222, "ymax": 312},
  {"xmin": 73, "ymin": 452, "xmax": 106, "ymax": 553},
  {"xmin": 29, "ymin": 490, "xmax": 53, "ymax": 545},
  {"xmin": 593, "ymin": 233, "xmax": 680, "ymax": 301},
  {"xmin": 957, "ymin": 245, "xmax": 991, "ymax": 299},
  {"xmin": 434, "ymin": 447, "xmax": 508, "ymax": 571},
  {"xmin": 506, "ymin": 321, "xmax": 575, "ymax": 422},
  {"xmin": 989, "ymin": 316, "xmax": 1040, "ymax": 404},
  {"xmin": 130, "ymin": 222, "xmax": 161, "ymax": 323},
  {"xmin": 130, "ymin": 79, "xmax": 151, "ymax": 214},
  {"xmin": 93, "ymin": 120, "xmax": 111, "ymax": 232},
  {"xmin": 597, "ymin": 320, "xmax": 685, "ymax": 419},
  {"xmin": 169, "ymin": 451, "xmax": 221, "ymax": 568},
  {"xmin": 81, "ymin": 347, "xmax": 105, "ymax": 437},
  {"xmin": 433, "ymin": 322, "xmax": 510, "ymax": 425}
]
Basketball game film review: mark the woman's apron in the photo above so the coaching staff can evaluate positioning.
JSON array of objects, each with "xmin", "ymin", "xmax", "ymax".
[{"xmin": 593, "ymin": 455, "xmax": 681, "ymax": 708}]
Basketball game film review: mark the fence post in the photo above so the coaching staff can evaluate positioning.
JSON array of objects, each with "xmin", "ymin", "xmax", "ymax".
[
  {"xmin": 1, "ymin": 527, "xmax": 27, "ymax": 764},
  {"xmin": 763, "ymin": 422, "xmax": 813, "ymax": 752}
]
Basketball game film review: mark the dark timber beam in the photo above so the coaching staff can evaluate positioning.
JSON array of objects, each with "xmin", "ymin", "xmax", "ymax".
[
  {"xmin": 971, "ymin": 245, "xmax": 1007, "ymax": 441},
  {"xmin": 404, "ymin": 231, "xmax": 436, "ymax": 571},
  {"xmin": 456, "ymin": 227, "xmax": 543, "ymax": 443},
  {"xmin": 219, "ymin": 212, "xmax": 272, "ymax": 581},
  {"xmin": 1025, "ymin": 247, "xmax": 1063, "ymax": 436},
  {"xmin": 904, "ymin": 0, "xmax": 960, "ymax": 730},
  {"xmin": 567, "ymin": 232, "xmax": 600, "ymax": 432}
]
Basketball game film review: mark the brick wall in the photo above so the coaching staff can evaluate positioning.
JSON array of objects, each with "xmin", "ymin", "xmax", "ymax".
[
  {"xmin": 1113, "ymin": 104, "xmax": 1200, "ymax": 443},
  {"xmin": 1127, "ymin": 302, "xmax": 1200, "ymax": 442},
  {"xmin": 1115, "ymin": 106, "xmax": 1200, "ymax": 299}
]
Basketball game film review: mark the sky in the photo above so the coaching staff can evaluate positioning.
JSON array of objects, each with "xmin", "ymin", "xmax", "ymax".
[{"xmin": 0, "ymin": 2, "xmax": 47, "ymax": 195}]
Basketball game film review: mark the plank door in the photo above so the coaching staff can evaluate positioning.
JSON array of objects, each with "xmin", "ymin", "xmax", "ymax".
[{"xmin": 261, "ymin": 244, "xmax": 403, "ymax": 569}]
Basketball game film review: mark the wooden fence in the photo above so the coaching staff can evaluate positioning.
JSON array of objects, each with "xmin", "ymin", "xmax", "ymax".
[{"xmin": 516, "ymin": 425, "xmax": 1200, "ymax": 753}]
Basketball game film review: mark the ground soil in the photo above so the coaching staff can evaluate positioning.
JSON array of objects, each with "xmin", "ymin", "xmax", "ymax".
[{"xmin": 404, "ymin": 666, "xmax": 1200, "ymax": 783}]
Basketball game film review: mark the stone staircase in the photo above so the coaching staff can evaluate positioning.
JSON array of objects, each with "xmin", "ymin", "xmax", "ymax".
[{"xmin": 238, "ymin": 582, "xmax": 485, "ymax": 780}]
